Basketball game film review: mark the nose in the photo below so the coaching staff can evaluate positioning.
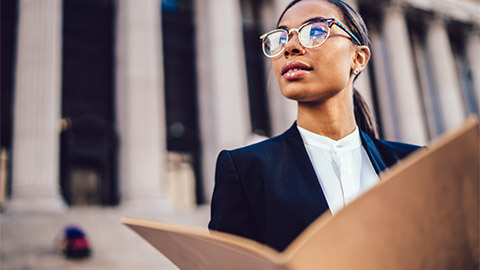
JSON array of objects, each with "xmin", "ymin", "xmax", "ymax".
[{"xmin": 284, "ymin": 31, "xmax": 305, "ymax": 57}]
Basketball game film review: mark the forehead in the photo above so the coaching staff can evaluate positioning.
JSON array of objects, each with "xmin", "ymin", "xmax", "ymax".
[{"xmin": 279, "ymin": 0, "xmax": 342, "ymax": 28}]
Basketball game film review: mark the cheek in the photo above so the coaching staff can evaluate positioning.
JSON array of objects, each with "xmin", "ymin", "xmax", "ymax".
[
  {"xmin": 321, "ymin": 61, "xmax": 350, "ymax": 85},
  {"xmin": 272, "ymin": 59, "xmax": 282, "ymax": 77},
  {"xmin": 317, "ymin": 50, "xmax": 352, "ymax": 85}
]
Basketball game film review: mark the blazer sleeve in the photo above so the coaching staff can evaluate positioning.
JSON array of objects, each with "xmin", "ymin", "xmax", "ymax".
[{"xmin": 208, "ymin": 150, "xmax": 261, "ymax": 242}]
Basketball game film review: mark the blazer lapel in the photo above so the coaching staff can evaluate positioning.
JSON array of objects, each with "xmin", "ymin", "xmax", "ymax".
[
  {"xmin": 284, "ymin": 122, "xmax": 329, "ymax": 213},
  {"xmin": 279, "ymin": 124, "xmax": 388, "ymax": 214},
  {"xmin": 359, "ymin": 129, "xmax": 388, "ymax": 174}
]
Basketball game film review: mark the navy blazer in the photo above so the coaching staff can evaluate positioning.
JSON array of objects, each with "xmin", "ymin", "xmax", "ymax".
[{"xmin": 208, "ymin": 123, "xmax": 421, "ymax": 252}]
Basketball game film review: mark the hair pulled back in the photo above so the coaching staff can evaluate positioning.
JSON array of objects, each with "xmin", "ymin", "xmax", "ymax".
[{"xmin": 278, "ymin": 0, "xmax": 378, "ymax": 138}]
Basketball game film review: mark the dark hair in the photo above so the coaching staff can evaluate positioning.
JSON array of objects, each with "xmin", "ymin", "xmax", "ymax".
[{"xmin": 278, "ymin": 0, "xmax": 378, "ymax": 138}]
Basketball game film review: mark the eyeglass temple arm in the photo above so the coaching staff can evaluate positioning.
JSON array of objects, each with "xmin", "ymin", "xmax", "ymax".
[{"xmin": 332, "ymin": 19, "xmax": 362, "ymax": 45}]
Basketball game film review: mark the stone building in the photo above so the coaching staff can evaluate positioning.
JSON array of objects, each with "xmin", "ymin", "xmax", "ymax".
[{"xmin": 1, "ymin": 0, "xmax": 479, "ymax": 211}]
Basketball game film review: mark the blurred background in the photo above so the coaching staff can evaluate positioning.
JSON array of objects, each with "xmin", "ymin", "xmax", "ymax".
[{"xmin": 1, "ymin": 0, "xmax": 479, "ymax": 269}]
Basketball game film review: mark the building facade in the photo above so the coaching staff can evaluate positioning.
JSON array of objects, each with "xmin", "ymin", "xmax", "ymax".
[{"xmin": 1, "ymin": 0, "xmax": 479, "ymax": 211}]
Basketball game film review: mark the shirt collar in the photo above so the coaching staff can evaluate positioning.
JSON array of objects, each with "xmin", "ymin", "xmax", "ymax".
[{"xmin": 297, "ymin": 125, "xmax": 362, "ymax": 151}]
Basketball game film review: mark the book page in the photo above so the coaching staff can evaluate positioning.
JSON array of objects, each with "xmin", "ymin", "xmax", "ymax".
[{"xmin": 123, "ymin": 217, "xmax": 286, "ymax": 270}]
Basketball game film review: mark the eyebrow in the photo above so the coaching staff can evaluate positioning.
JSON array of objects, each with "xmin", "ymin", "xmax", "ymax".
[{"xmin": 277, "ymin": 16, "xmax": 328, "ymax": 29}]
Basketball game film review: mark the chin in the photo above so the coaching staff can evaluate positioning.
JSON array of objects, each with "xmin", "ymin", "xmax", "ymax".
[
  {"xmin": 279, "ymin": 80, "xmax": 309, "ymax": 95},
  {"xmin": 281, "ymin": 92, "xmax": 322, "ymax": 103},
  {"xmin": 280, "ymin": 87, "xmax": 309, "ymax": 101},
  {"xmin": 280, "ymin": 86, "xmax": 340, "ymax": 104}
]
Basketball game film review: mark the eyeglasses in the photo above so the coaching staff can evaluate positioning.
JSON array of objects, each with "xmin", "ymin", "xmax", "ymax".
[{"xmin": 260, "ymin": 18, "xmax": 362, "ymax": 58}]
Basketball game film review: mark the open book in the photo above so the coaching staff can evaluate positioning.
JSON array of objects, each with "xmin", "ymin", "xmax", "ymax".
[{"xmin": 123, "ymin": 117, "xmax": 479, "ymax": 270}]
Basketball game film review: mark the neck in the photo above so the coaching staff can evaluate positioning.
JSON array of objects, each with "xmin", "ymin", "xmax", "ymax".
[{"xmin": 296, "ymin": 88, "xmax": 356, "ymax": 140}]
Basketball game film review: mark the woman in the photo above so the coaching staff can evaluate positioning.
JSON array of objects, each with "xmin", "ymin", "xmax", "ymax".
[{"xmin": 208, "ymin": 0, "xmax": 421, "ymax": 252}]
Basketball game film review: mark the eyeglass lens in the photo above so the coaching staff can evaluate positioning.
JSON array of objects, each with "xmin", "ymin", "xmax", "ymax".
[
  {"xmin": 263, "ymin": 30, "xmax": 288, "ymax": 57},
  {"xmin": 262, "ymin": 21, "xmax": 329, "ymax": 57}
]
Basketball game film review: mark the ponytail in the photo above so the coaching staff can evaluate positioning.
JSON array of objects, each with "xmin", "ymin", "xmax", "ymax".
[{"xmin": 353, "ymin": 89, "xmax": 378, "ymax": 138}]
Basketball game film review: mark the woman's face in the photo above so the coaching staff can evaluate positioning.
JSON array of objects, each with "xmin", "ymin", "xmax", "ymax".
[{"xmin": 272, "ymin": 0, "xmax": 357, "ymax": 103}]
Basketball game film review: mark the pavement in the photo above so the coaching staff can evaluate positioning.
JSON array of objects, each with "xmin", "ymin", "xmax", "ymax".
[{"xmin": 0, "ymin": 205, "xmax": 210, "ymax": 270}]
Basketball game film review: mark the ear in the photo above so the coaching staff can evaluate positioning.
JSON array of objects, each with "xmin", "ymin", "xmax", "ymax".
[{"xmin": 352, "ymin": 45, "xmax": 370, "ymax": 71}]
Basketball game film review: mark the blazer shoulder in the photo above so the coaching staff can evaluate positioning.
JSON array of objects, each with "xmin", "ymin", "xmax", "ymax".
[
  {"xmin": 225, "ymin": 126, "xmax": 293, "ymax": 159},
  {"xmin": 373, "ymin": 137, "xmax": 423, "ymax": 160}
]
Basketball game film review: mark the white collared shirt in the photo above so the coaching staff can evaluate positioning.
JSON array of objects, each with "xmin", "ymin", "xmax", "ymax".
[{"xmin": 297, "ymin": 125, "xmax": 379, "ymax": 215}]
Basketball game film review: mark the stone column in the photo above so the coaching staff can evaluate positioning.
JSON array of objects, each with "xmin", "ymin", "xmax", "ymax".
[
  {"xmin": 9, "ymin": 0, "xmax": 65, "ymax": 212},
  {"xmin": 426, "ymin": 15, "xmax": 465, "ymax": 132},
  {"xmin": 410, "ymin": 28, "xmax": 443, "ymax": 139},
  {"xmin": 116, "ymin": 0, "xmax": 167, "ymax": 208},
  {"xmin": 370, "ymin": 28, "xmax": 398, "ymax": 141},
  {"xmin": 382, "ymin": 3, "xmax": 427, "ymax": 145},
  {"xmin": 466, "ymin": 27, "xmax": 480, "ymax": 114},
  {"xmin": 195, "ymin": 0, "xmax": 251, "ymax": 201}
]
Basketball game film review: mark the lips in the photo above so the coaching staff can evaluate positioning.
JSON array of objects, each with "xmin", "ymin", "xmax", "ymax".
[{"xmin": 281, "ymin": 61, "xmax": 313, "ymax": 80}]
